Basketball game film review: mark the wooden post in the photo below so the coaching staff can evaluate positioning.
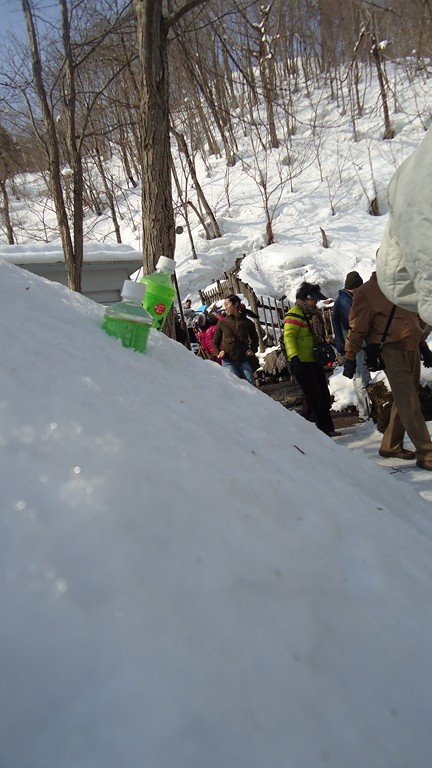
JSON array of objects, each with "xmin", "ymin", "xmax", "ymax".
[
  {"xmin": 267, "ymin": 298, "xmax": 278, "ymax": 342},
  {"xmin": 248, "ymin": 289, "xmax": 265, "ymax": 351},
  {"xmin": 260, "ymin": 296, "xmax": 270, "ymax": 342},
  {"xmin": 173, "ymin": 272, "xmax": 191, "ymax": 350},
  {"xmin": 282, "ymin": 297, "xmax": 290, "ymax": 314},
  {"xmin": 231, "ymin": 273, "xmax": 241, "ymax": 293}
]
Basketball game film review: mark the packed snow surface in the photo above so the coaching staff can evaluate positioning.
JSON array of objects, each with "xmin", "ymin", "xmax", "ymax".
[
  {"xmin": 1, "ymin": 261, "xmax": 432, "ymax": 768},
  {"xmin": 2, "ymin": 57, "xmax": 432, "ymax": 768}
]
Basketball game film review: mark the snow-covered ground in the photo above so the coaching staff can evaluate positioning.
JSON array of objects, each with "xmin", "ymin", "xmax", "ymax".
[
  {"xmin": 1, "ymin": 259, "xmax": 432, "ymax": 767},
  {"xmin": 2, "ymin": 63, "xmax": 432, "ymax": 767}
]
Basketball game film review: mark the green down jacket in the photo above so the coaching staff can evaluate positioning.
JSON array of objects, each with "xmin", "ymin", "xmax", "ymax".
[{"xmin": 283, "ymin": 305, "xmax": 315, "ymax": 362}]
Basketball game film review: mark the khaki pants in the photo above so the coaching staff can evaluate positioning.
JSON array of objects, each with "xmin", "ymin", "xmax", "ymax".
[{"xmin": 381, "ymin": 346, "xmax": 432, "ymax": 461}]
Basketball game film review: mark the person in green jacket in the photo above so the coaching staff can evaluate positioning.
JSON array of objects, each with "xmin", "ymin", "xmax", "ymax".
[{"xmin": 284, "ymin": 281, "xmax": 339, "ymax": 436}]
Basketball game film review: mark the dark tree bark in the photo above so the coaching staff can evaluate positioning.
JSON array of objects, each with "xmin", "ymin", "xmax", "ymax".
[
  {"xmin": 0, "ymin": 180, "xmax": 15, "ymax": 244},
  {"xmin": 370, "ymin": 32, "xmax": 395, "ymax": 140},
  {"xmin": 93, "ymin": 141, "xmax": 122, "ymax": 243},
  {"xmin": 172, "ymin": 129, "xmax": 222, "ymax": 239},
  {"xmin": 133, "ymin": 0, "xmax": 209, "ymax": 275},
  {"xmin": 22, "ymin": 0, "xmax": 78, "ymax": 288},
  {"xmin": 59, "ymin": 0, "xmax": 84, "ymax": 289}
]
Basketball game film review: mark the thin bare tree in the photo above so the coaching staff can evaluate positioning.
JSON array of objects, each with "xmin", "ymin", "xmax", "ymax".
[{"xmin": 21, "ymin": 0, "xmax": 132, "ymax": 290}]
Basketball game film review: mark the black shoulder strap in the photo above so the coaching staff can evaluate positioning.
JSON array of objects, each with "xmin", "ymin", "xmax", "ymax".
[{"xmin": 382, "ymin": 305, "xmax": 397, "ymax": 343}]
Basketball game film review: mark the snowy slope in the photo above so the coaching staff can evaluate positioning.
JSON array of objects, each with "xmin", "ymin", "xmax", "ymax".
[{"xmin": 1, "ymin": 261, "xmax": 432, "ymax": 767}]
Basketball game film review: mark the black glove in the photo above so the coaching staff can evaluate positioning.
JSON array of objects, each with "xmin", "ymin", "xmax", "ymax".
[
  {"xmin": 343, "ymin": 358, "xmax": 356, "ymax": 379},
  {"xmin": 421, "ymin": 347, "xmax": 432, "ymax": 368},
  {"xmin": 289, "ymin": 355, "xmax": 301, "ymax": 376}
]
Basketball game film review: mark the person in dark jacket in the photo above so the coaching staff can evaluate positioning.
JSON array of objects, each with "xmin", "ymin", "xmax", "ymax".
[
  {"xmin": 213, "ymin": 295, "xmax": 259, "ymax": 385},
  {"xmin": 343, "ymin": 271, "xmax": 432, "ymax": 469},
  {"xmin": 332, "ymin": 271, "xmax": 371, "ymax": 421},
  {"xmin": 284, "ymin": 281, "xmax": 339, "ymax": 437}
]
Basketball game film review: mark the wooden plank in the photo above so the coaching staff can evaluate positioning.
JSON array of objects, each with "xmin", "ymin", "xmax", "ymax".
[
  {"xmin": 259, "ymin": 296, "xmax": 271, "ymax": 342},
  {"xmin": 266, "ymin": 299, "xmax": 278, "ymax": 343},
  {"xmin": 248, "ymin": 289, "xmax": 265, "ymax": 352}
]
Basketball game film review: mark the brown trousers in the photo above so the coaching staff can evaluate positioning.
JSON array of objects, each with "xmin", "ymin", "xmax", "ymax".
[{"xmin": 381, "ymin": 346, "xmax": 432, "ymax": 461}]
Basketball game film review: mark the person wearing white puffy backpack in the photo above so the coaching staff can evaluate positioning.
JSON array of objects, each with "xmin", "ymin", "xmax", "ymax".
[
  {"xmin": 344, "ymin": 271, "xmax": 432, "ymax": 470},
  {"xmin": 376, "ymin": 127, "xmax": 432, "ymax": 327}
]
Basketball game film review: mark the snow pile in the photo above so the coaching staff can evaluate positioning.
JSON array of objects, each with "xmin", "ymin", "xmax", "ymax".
[
  {"xmin": 0, "ymin": 241, "xmax": 140, "ymax": 264},
  {"xmin": 1, "ymin": 261, "xmax": 432, "ymax": 767}
]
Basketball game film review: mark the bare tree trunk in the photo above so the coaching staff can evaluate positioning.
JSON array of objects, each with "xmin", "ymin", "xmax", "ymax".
[
  {"xmin": 60, "ymin": 0, "xmax": 83, "ymax": 291},
  {"xmin": 22, "ymin": 0, "xmax": 80, "ymax": 291},
  {"xmin": 172, "ymin": 129, "xmax": 221, "ymax": 239},
  {"xmin": 176, "ymin": 35, "xmax": 237, "ymax": 166},
  {"xmin": 257, "ymin": 5, "xmax": 279, "ymax": 149},
  {"xmin": 83, "ymin": 173, "xmax": 103, "ymax": 215},
  {"xmin": 118, "ymin": 122, "xmax": 138, "ymax": 187},
  {"xmin": 94, "ymin": 142, "xmax": 122, "ymax": 242},
  {"xmin": 193, "ymin": 100, "xmax": 220, "ymax": 156},
  {"xmin": 171, "ymin": 157, "xmax": 197, "ymax": 259},
  {"xmin": 259, "ymin": 57, "xmax": 279, "ymax": 148},
  {"xmin": 370, "ymin": 33, "xmax": 394, "ymax": 140},
  {"xmin": 133, "ymin": 0, "xmax": 174, "ymax": 275},
  {"xmin": 0, "ymin": 179, "xmax": 15, "ymax": 243}
]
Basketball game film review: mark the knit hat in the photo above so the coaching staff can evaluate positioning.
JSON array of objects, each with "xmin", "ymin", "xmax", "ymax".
[{"xmin": 344, "ymin": 271, "xmax": 363, "ymax": 290}]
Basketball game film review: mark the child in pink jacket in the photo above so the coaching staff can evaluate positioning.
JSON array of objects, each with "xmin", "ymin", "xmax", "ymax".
[{"xmin": 195, "ymin": 313, "xmax": 222, "ymax": 363}]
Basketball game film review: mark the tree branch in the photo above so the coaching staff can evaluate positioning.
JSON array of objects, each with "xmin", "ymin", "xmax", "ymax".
[{"xmin": 165, "ymin": 0, "xmax": 209, "ymax": 29}]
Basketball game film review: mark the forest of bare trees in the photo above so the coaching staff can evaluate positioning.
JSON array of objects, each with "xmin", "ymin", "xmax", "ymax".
[{"xmin": 0, "ymin": 0, "xmax": 431, "ymax": 288}]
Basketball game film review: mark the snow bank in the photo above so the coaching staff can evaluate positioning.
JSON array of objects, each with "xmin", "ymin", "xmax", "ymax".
[{"xmin": 1, "ymin": 262, "xmax": 432, "ymax": 767}]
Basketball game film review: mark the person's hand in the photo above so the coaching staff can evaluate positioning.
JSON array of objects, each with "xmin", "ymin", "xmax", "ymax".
[
  {"xmin": 289, "ymin": 355, "xmax": 301, "ymax": 376},
  {"xmin": 421, "ymin": 347, "xmax": 432, "ymax": 368},
  {"xmin": 343, "ymin": 358, "xmax": 356, "ymax": 379},
  {"xmin": 217, "ymin": 350, "xmax": 225, "ymax": 359},
  {"xmin": 337, "ymin": 354, "xmax": 344, "ymax": 366}
]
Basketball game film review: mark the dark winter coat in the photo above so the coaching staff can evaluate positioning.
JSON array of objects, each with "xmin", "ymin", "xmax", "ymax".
[
  {"xmin": 332, "ymin": 289, "xmax": 353, "ymax": 355},
  {"xmin": 213, "ymin": 314, "xmax": 258, "ymax": 362}
]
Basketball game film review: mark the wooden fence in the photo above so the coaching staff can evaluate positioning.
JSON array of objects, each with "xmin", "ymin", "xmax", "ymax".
[
  {"xmin": 198, "ymin": 263, "xmax": 334, "ymax": 352},
  {"xmin": 198, "ymin": 270, "xmax": 287, "ymax": 352}
]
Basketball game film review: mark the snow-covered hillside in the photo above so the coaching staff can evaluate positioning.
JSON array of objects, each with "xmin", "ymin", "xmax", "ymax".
[{"xmin": 2, "ymin": 63, "xmax": 432, "ymax": 306}]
